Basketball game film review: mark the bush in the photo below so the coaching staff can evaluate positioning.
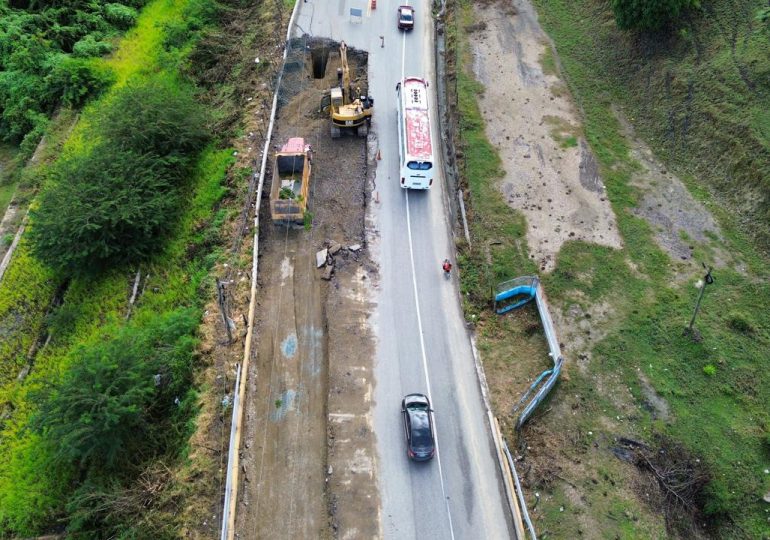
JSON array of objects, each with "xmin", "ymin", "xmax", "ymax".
[
  {"xmin": 29, "ymin": 145, "xmax": 183, "ymax": 274},
  {"xmin": 72, "ymin": 35, "xmax": 114, "ymax": 58},
  {"xmin": 703, "ymin": 364, "xmax": 716, "ymax": 377},
  {"xmin": 727, "ymin": 312, "xmax": 755, "ymax": 335},
  {"xmin": 103, "ymin": 3, "xmax": 139, "ymax": 30},
  {"xmin": 29, "ymin": 78, "xmax": 209, "ymax": 275},
  {"xmin": 33, "ymin": 309, "xmax": 199, "ymax": 472},
  {"xmin": 611, "ymin": 0, "xmax": 700, "ymax": 31},
  {"xmin": 47, "ymin": 55, "xmax": 115, "ymax": 106},
  {"xmin": 94, "ymin": 78, "xmax": 209, "ymax": 159},
  {"xmin": 64, "ymin": 473, "xmax": 180, "ymax": 539},
  {"xmin": 17, "ymin": 112, "xmax": 49, "ymax": 160}
]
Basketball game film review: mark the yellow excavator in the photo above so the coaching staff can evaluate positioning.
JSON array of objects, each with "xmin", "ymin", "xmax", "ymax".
[{"xmin": 321, "ymin": 41, "xmax": 374, "ymax": 138}]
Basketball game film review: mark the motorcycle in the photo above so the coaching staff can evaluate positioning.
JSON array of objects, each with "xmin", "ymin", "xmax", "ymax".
[{"xmin": 442, "ymin": 259, "xmax": 452, "ymax": 278}]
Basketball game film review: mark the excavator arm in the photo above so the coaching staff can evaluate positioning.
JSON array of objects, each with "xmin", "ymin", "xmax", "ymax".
[{"xmin": 339, "ymin": 41, "xmax": 352, "ymax": 101}]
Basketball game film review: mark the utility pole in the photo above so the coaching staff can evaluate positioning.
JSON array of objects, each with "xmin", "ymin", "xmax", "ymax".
[{"xmin": 686, "ymin": 264, "xmax": 714, "ymax": 338}]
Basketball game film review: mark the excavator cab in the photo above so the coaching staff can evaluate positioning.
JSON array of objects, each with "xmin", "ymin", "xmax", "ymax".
[{"xmin": 330, "ymin": 87, "xmax": 344, "ymax": 110}]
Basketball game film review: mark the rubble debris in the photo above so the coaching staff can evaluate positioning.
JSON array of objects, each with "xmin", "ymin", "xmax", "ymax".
[{"xmin": 316, "ymin": 248, "xmax": 329, "ymax": 267}]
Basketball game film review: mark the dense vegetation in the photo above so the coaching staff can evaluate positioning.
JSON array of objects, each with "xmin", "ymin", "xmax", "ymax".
[
  {"xmin": 0, "ymin": 0, "xmax": 241, "ymax": 536},
  {"xmin": 450, "ymin": 0, "xmax": 770, "ymax": 537},
  {"xmin": 611, "ymin": 0, "xmax": 700, "ymax": 30},
  {"xmin": 29, "ymin": 78, "xmax": 209, "ymax": 275},
  {"xmin": 0, "ymin": 0, "xmax": 150, "ymax": 154}
]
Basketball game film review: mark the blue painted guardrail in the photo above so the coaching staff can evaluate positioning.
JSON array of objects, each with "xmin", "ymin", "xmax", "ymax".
[{"xmin": 494, "ymin": 276, "xmax": 563, "ymax": 429}]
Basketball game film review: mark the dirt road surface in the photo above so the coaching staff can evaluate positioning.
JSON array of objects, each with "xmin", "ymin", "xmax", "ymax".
[
  {"xmin": 470, "ymin": 0, "xmax": 622, "ymax": 272},
  {"xmin": 234, "ymin": 44, "xmax": 379, "ymax": 539}
]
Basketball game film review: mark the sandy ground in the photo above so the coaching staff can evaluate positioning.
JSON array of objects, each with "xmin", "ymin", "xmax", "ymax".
[
  {"xmin": 470, "ymin": 0, "xmax": 622, "ymax": 272},
  {"xmin": 234, "ymin": 43, "xmax": 379, "ymax": 539}
]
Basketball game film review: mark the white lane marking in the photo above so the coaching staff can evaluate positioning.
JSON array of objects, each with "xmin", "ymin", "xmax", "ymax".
[
  {"xmin": 404, "ymin": 190, "xmax": 456, "ymax": 540},
  {"xmin": 400, "ymin": 12, "xmax": 406, "ymax": 82}
]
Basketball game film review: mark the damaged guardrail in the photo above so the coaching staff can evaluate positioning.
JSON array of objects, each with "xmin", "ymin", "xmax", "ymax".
[{"xmin": 494, "ymin": 276, "xmax": 564, "ymax": 429}]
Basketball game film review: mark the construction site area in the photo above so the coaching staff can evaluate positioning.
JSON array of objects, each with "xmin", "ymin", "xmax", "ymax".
[{"xmin": 232, "ymin": 37, "xmax": 380, "ymax": 539}]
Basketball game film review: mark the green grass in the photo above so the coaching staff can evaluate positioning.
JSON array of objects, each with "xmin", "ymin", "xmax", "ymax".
[
  {"xmin": 0, "ymin": 183, "xmax": 15, "ymax": 218},
  {"xmin": 452, "ymin": 0, "xmax": 770, "ymax": 537},
  {"xmin": 0, "ymin": 0, "xmax": 235, "ymax": 533},
  {"xmin": 108, "ymin": 0, "xmax": 187, "ymax": 87},
  {"xmin": 0, "ymin": 145, "xmax": 20, "ymax": 215},
  {"xmin": 0, "ymin": 146, "xmax": 233, "ymax": 534}
]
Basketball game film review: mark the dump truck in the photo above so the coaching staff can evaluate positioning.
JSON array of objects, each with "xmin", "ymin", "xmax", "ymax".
[
  {"xmin": 269, "ymin": 138, "xmax": 312, "ymax": 224},
  {"xmin": 320, "ymin": 41, "xmax": 374, "ymax": 138}
]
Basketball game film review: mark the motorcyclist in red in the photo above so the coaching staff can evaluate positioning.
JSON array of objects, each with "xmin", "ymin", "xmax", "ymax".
[{"xmin": 442, "ymin": 259, "xmax": 452, "ymax": 274}]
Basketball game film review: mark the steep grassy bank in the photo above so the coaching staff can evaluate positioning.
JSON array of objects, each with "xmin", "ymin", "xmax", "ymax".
[
  {"xmin": 528, "ymin": 1, "xmax": 770, "ymax": 536},
  {"xmin": 450, "ymin": 0, "xmax": 770, "ymax": 537},
  {"xmin": 0, "ymin": 0, "xmax": 236, "ymax": 535}
]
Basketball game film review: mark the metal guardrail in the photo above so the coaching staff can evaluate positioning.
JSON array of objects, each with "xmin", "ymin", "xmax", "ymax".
[
  {"xmin": 503, "ymin": 438, "xmax": 537, "ymax": 540},
  {"xmin": 495, "ymin": 276, "xmax": 564, "ymax": 429},
  {"xmin": 489, "ymin": 414, "xmax": 528, "ymax": 539},
  {"xmin": 220, "ymin": 363, "xmax": 241, "ymax": 540}
]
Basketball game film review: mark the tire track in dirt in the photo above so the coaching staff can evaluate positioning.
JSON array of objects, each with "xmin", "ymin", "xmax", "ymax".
[{"xmin": 235, "ymin": 41, "xmax": 379, "ymax": 539}]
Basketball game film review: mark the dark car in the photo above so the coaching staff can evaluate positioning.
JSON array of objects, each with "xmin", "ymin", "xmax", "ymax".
[
  {"xmin": 397, "ymin": 5, "xmax": 415, "ymax": 30},
  {"xmin": 401, "ymin": 393, "xmax": 435, "ymax": 461}
]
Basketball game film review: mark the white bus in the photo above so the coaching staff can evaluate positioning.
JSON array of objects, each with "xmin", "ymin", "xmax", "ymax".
[{"xmin": 396, "ymin": 77, "xmax": 434, "ymax": 189}]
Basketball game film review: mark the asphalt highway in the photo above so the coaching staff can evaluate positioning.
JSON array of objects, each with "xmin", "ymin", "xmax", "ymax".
[{"xmin": 294, "ymin": 2, "xmax": 515, "ymax": 538}]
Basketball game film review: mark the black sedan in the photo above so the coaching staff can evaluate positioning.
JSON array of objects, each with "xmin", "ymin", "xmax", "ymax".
[
  {"xmin": 401, "ymin": 393, "xmax": 435, "ymax": 461},
  {"xmin": 397, "ymin": 5, "xmax": 415, "ymax": 30}
]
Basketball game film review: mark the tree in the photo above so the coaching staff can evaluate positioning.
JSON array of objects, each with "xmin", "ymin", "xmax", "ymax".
[
  {"xmin": 611, "ymin": 0, "xmax": 700, "ymax": 31},
  {"xmin": 29, "ymin": 145, "xmax": 182, "ymax": 274},
  {"xmin": 94, "ymin": 77, "xmax": 209, "ymax": 161}
]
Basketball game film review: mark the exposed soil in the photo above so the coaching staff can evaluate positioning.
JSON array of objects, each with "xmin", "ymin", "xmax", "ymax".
[
  {"xmin": 470, "ymin": 0, "xmax": 622, "ymax": 272},
  {"xmin": 550, "ymin": 298, "xmax": 615, "ymax": 374},
  {"xmin": 179, "ymin": 4, "xmax": 298, "ymax": 537},
  {"xmin": 233, "ymin": 41, "xmax": 379, "ymax": 540},
  {"xmin": 613, "ymin": 107, "xmax": 738, "ymax": 277}
]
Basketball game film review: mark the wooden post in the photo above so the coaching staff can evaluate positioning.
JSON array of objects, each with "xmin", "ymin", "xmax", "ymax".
[{"xmin": 217, "ymin": 279, "xmax": 233, "ymax": 344}]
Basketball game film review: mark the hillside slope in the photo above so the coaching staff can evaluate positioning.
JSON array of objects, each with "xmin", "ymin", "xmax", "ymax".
[{"xmin": 534, "ymin": 0, "xmax": 770, "ymax": 251}]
